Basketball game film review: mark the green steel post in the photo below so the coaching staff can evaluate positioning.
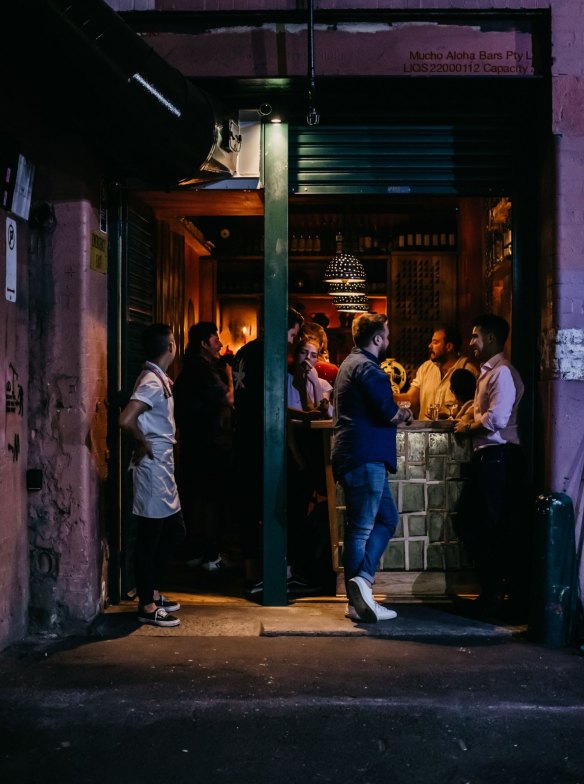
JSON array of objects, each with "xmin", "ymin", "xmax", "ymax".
[
  {"xmin": 528, "ymin": 493, "xmax": 579, "ymax": 647},
  {"xmin": 262, "ymin": 122, "xmax": 289, "ymax": 606}
]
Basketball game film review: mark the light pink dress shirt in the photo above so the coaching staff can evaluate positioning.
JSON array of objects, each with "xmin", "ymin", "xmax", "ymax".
[{"xmin": 472, "ymin": 352, "xmax": 524, "ymax": 450}]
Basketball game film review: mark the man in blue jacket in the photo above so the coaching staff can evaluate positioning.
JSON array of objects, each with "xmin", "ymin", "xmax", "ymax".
[{"xmin": 332, "ymin": 313, "xmax": 412, "ymax": 623}]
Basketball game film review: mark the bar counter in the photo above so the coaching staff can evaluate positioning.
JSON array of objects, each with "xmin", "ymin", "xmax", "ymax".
[{"xmin": 311, "ymin": 419, "xmax": 479, "ymax": 598}]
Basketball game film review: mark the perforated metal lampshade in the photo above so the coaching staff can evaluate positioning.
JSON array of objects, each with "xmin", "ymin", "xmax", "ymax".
[
  {"xmin": 332, "ymin": 294, "xmax": 370, "ymax": 313},
  {"xmin": 323, "ymin": 253, "xmax": 367, "ymax": 283},
  {"xmin": 327, "ymin": 281, "xmax": 366, "ymax": 296}
]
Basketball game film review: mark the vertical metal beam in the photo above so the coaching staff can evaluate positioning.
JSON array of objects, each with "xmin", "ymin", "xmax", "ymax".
[
  {"xmin": 106, "ymin": 182, "xmax": 123, "ymax": 604},
  {"xmin": 262, "ymin": 122, "xmax": 289, "ymax": 606}
]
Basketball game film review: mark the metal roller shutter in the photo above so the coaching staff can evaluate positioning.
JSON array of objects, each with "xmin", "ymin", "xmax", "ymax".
[{"xmin": 289, "ymin": 123, "xmax": 513, "ymax": 196}]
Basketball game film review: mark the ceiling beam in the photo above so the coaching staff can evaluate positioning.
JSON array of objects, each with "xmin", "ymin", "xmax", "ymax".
[{"xmin": 136, "ymin": 189, "xmax": 265, "ymax": 217}]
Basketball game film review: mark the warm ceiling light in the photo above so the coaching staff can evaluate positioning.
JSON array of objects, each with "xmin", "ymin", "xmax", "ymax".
[
  {"xmin": 323, "ymin": 253, "xmax": 366, "ymax": 283},
  {"xmin": 332, "ymin": 294, "xmax": 370, "ymax": 313},
  {"xmin": 327, "ymin": 281, "xmax": 366, "ymax": 297}
]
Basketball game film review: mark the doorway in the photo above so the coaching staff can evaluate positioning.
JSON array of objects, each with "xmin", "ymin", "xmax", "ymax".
[{"xmin": 108, "ymin": 75, "xmax": 543, "ymax": 606}]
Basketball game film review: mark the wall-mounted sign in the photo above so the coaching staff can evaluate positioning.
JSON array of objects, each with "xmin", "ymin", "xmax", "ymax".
[
  {"xmin": 5, "ymin": 217, "xmax": 17, "ymax": 302},
  {"xmin": 147, "ymin": 20, "xmax": 538, "ymax": 78},
  {"xmin": 314, "ymin": 23, "xmax": 536, "ymax": 77},
  {"xmin": 90, "ymin": 230, "xmax": 107, "ymax": 274}
]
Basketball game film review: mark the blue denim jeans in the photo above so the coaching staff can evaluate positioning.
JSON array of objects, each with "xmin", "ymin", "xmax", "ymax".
[{"xmin": 340, "ymin": 462, "xmax": 398, "ymax": 586}]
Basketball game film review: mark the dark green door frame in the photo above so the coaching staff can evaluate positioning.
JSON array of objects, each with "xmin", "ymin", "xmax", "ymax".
[{"xmin": 262, "ymin": 122, "xmax": 289, "ymax": 606}]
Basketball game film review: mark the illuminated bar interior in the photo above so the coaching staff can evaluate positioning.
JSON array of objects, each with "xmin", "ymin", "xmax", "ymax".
[
  {"xmin": 191, "ymin": 194, "xmax": 513, "ymax": 371},
  {"xmin": 171, "ymin": 193, "xmax": 515, "ymax": 597}
]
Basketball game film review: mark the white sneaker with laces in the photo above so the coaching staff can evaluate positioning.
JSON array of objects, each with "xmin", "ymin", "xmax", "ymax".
[
  {"xmin": 345, "ymin": 601, "xmax": 397, "ymax": 622},
  {"xmin": 373, "ymin": 602, "xmax": 397, "ymax": 621}
]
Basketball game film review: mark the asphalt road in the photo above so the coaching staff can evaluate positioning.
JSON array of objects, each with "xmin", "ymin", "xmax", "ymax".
[{"xmin": 1, "ymin": 628, "xmax": 584, "ymax": 784}]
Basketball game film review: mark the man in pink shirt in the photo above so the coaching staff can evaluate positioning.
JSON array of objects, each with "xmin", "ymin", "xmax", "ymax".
[{"xmin": 454, "ymin": 313, "xmax": 526, "ymax": 618}]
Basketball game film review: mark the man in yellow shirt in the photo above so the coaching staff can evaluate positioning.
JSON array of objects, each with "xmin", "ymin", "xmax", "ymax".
[{"xmin": 394, "ymin": 325, "xmax": 478, "ymax": 419}]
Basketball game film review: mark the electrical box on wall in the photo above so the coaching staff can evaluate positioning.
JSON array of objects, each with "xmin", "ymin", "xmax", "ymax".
[{"xmin": 0, "ymin": 133, "xmax": 35, "ymax": 220}]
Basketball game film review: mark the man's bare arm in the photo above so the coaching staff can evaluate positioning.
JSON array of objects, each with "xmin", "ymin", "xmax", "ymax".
[{"xmin": 119, "ymin": 400, "xmax": 153, "ymax": 463}]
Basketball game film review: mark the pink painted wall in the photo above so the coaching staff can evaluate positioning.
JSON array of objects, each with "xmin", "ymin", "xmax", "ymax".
[
  {"xmin": 0, "ymin": 214, "xmax": 30, "ymax": 649},
  {"xmin": 26, "ymin": 191, "xmax": 109, "ymax": 632},
  {"xmin": 548, "ymin": 2, "xmax": 584, "ymax": 495}
]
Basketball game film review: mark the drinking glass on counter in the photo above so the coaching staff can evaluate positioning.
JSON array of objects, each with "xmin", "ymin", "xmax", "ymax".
[{"xmin": 428, "ymin": 403, "xmax": 440, "ymax": 421}]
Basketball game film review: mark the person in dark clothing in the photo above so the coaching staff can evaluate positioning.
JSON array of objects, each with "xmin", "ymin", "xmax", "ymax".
[
  {"xmin": 449, "ymin": 367, "xmax": 478, "ymax": 420},
  {"xmin": 332, "ymin": 313, "xmax": 413, "ymax": 623},
  {"xmin": 173, "ymin": 321, "xmax": 234, "ymax": 571},
  {"xmin": 286, "ymin": 336, "xmax": 334, "ymax": 592},
  {"xmin": 233, "ymin": 308, "xmax": 304, "ymax": 591}
]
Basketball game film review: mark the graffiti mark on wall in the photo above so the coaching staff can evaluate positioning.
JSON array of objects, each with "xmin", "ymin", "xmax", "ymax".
[
  {"xmin": 6, "ymin": 363, "xmax": 24, "ymax": 415},
  {"xmin": 8, "ymin": 433, "xmax": 20, "ymax": 462}
]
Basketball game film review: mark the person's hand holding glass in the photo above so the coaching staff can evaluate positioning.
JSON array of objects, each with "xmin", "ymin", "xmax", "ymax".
[{"xmin": 444, "ymin": 401, "xmax": 459, "ymax": 420}]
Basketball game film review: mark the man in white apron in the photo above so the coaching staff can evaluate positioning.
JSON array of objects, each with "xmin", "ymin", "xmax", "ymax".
[{"xmin": 119, "ymin": 324, "xmax": 185, "ymax": 627}]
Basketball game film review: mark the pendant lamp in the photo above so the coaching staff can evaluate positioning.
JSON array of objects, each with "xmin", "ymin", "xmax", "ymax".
[
  {"xmin": 332, "ymin": 294, "xmax": 370, "ymax": 313},
  {"xmin": 323, "ymin": 253, "xmax": 366, "ymax": 284},
  {"xmin": 327, "ymin": 281, "xmax": 366, "ymax": 297}
]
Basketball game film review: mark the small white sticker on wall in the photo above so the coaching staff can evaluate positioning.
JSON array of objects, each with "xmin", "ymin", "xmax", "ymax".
[{"xmin": 5, "ymin": 218, "xmax": 17, "ymax": 302}]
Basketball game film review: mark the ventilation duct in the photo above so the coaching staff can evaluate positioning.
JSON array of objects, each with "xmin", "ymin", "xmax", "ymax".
[{"xmin": 7, "ymin": 0, "xmax": 239, "ymax": 186}]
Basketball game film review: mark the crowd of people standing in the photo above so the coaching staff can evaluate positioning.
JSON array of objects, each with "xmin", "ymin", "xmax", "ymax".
[{"xmin": 119, "ymin": 309, "xmax": 527, "ymax": 628}]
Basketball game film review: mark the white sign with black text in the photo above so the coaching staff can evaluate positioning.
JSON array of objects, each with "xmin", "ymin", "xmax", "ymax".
[{"xmin": 5, "ymin": 217, "xmax": 17, "ymax": 302}]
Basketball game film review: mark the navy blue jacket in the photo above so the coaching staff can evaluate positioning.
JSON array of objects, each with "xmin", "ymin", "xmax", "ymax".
[{"xmin": 331, "ymin": 347, "xmax": 399, "ymax": 480}]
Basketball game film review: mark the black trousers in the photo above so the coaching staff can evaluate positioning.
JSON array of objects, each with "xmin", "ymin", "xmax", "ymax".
[
  {"xmin": 454, "ymin": 443, "xmax": 528, "ymax": 601},
  {"xmin": 134, "ymin": 510, "xmax": 186, "ymax": 607}
]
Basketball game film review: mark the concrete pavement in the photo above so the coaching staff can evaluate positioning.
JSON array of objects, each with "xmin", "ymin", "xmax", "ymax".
[
  {"xmin": 91, "ymin": 593, "xmax": 525, "ymax": 640},
  {"xmin": 2, "ymin": 594, "xmax": 583, "ymax": 784}
]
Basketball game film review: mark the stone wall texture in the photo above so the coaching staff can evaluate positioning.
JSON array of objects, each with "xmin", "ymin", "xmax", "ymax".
[{"xmin": 0, "ymin": 215, "xmax": 30, "ymax": 649}]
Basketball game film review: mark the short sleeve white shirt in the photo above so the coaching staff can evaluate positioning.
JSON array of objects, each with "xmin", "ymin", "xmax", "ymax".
[
  {"xmin": 129, "ymin": 365, "xmax": 180, "ymax": 518},
  {"xmin": 410, "ymin": 356, "xmax": 478, "ymax": 420}
]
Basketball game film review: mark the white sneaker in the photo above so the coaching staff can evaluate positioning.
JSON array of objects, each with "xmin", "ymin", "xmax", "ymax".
[
  {"xmin": 373, "ymin": 602, "xmax": 397, "ymax": 621},
  {"xmin": 345, "ymin": 603, "xmax": 361, "ymax": 620},
  {"xmin": 345, "ymin": 601, "xmax": 397, "ymax": 622},
  {"xmin": 347, "ymin": 576, "xmax": 378, "ymax": 623}
]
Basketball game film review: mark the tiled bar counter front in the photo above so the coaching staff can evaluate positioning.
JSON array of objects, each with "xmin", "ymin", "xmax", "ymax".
[{"xmin": 322, "ymin": 421, "xmax": 480, "ymax": 599}]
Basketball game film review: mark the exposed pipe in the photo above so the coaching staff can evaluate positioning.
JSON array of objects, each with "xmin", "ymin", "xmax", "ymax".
[
  {"xmin": 306, "ymin": 0, "xmax": 320, "ymax": 126},
  {"xmin": 6, "ymin": 0, "xmax": 239, "ymax": 186}
]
